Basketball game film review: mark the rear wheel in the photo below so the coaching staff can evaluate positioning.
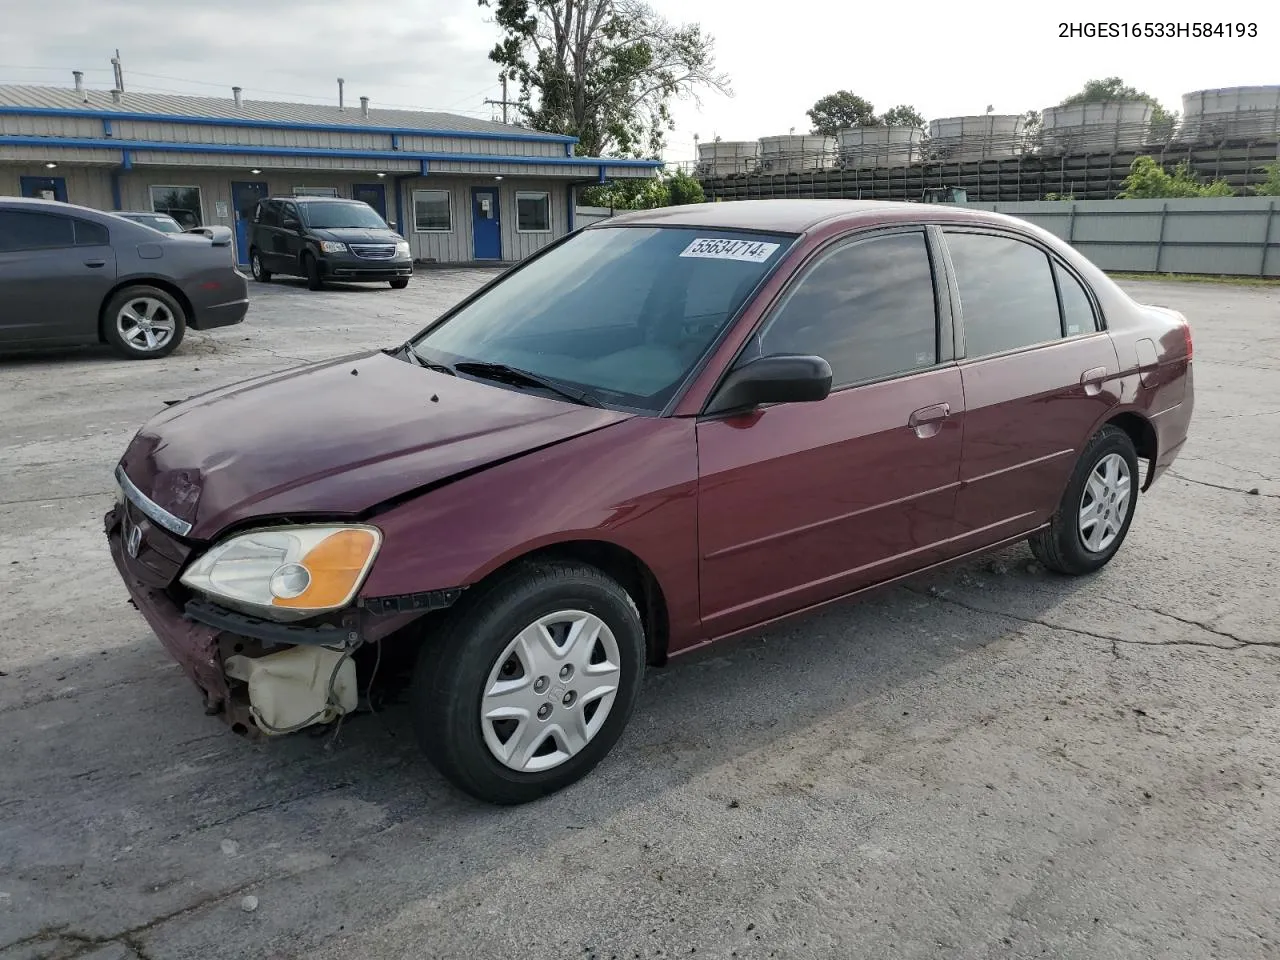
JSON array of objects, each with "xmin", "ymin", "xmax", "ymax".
[
  {"xmin": 410, "ymin": 561, "xmax": 646, "ymax": 805},
  {"xmin": 1030, "ymin": 424, "xmax": 1139, "ymax": 575},
  {"xmin": 250, "ymin": 250, "xmax": 271, "ymax": 282},
  {"xmin": 102, "ymin": 285, "xmax": 187, "ymax": 360},
  {"xmin": 389, "ymin": 278, "xmax": 410, "ymax": 290},
  {"xmin": 303, "ymin": 253, "xmax": 323, "ymax": 291}
]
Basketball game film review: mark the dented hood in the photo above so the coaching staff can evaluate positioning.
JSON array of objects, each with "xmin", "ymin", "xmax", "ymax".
[{"xmin": 118, "ymin": 351, "xmax": 632, "ymax": 540}]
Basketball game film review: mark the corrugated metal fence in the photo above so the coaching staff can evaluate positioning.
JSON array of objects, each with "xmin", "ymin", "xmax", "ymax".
[{"xmin": 966, "ymin": 197, "xmax": 1280, "ymax": 277}]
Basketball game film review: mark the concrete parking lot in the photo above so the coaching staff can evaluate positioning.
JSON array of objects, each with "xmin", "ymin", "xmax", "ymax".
[{"xmin": 1, "ymin": 272, "xmax": 1278, "ymax": 960}]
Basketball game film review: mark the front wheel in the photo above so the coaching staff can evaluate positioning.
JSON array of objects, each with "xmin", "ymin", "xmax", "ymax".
[
  {"xmin": 102, "ymin": 286, "xmax": 187, "ymax": 360},
  {"xmin": 303, "ymin": 253, "xmax": 323, "ymax": 291},
  {"xmin": 250, "ymin": 250, "xmax": 271, "ymax": 282},
  {"xmin": 1030, "ymin": 424, "xmax": 1139, "ymax": 575},
  {"xmin": 389, "ymin": 278, "xmax": 410, "ymax": 290},
  {"xmin": 411, "ymin": 561, "xmax": 646, "ymax": 805}
]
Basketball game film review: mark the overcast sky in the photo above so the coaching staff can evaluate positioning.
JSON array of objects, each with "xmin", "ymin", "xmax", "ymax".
[{"xmin": 0, "ymin": 0, "xmax": 1273, "ymax": 162}]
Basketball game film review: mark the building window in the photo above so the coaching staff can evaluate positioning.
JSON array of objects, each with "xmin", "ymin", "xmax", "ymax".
[
  {"xmin": 149, "ymin": 185, "xmax": 203, "ymax": 229},
  {"xmin": 413, "ymin": 190, "xmax": 452, "ymax": 233},
  {"xmin": 515, "ymin": 191, "xmax": 551, "ymax": 233},
  {"xmin": 292, "ymin": 186, "xmax": 340, "ymax": 197}
]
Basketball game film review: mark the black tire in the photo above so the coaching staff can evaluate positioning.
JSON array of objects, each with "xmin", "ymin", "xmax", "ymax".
[
  {"xmin": 411, "ymin": 560, "xmax": 646, "ymax": 805},
  {"xmin": 101, "ymin": 285, "xmax": 187, "ymax": 360},
  {"xmin": 1029, "ymin": 424, "xmax": 1140, "ymax": 575},
  {"xmin": 303, "ymin": 252, "xmax": 323, "ymax": 291},
  {"xmin": 389, "ymin": 278, "xmax": 410, "ymax": 290},
  {"xmin": 249, "ymin": 250, "xmax": 272, "ymax": 282}
]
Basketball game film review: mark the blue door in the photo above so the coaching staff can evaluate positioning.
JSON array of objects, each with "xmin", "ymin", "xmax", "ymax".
[
  {"xmin": 20, "ymin": 176, "xmax": 67, "ymax": 202},
  {"xmin": 471, "ymin": 187, "xmax": 502, "ymax": 260},
  {"xmin": 353, "ymin": 183, "xmax": 387, "ymax": 221},
  {"xmin": 230, "ymin": 180, "xmax": 269, "ymax": 266}
]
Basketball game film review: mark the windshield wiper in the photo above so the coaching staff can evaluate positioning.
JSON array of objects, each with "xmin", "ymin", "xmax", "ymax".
[
  {"xmin": 453, "ymin": 361, "xmax": 603, "ymax": 408},
  {"xmin": 396, "ymin": 343, "xmax": 456, "ymax": 375}
]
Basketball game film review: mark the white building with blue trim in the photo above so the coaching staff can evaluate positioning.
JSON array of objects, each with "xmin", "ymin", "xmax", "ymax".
[{"xmin": 0, "ymin": 81, "xmax": 660, "ymax": 265}]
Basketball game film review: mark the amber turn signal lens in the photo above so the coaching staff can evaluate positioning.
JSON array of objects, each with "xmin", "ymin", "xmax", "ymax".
[{"xmin": 272, "ymin": 528, "xmax": 380, "ymax": 609}]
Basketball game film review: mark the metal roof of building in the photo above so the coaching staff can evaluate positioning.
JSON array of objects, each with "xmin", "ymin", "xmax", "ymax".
[{"xmin": 0, "ymin": 83, "xmax": 571, "ymax": 140}]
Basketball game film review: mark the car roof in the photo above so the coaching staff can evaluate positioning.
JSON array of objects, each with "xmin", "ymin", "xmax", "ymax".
[
  {"xmin": 0, "ymin": 195, "xmax": 112, "ymax": 218},
  {"xmin": 598, "ymin": 199, "xmax": 1022, "ymax": 234},
  {"xmin": 266, "ymin": 196, "xmax": 362, "ymax": 203}
]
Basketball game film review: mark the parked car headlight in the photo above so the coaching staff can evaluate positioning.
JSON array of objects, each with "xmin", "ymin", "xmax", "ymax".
[
  {"xmin": 318, "ymin": 241, "xmax": 347, "ymax": 254},
  {"xmin": 395, "ymin": 240, "xmax": 411, "ymax": 256},
  {"xmin": 180, "ymin": 525, "xmax": 382, "ymax": 618}
]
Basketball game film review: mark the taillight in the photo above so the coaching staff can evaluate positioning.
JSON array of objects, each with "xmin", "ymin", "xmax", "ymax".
[{"xmin": 1183, "ymin": 321, "xmax": 1193, "ymax": 360}]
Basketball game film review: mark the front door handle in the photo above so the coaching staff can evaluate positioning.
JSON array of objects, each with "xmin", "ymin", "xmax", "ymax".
[
  {"xmin": 1081, "ymin": 366, "xmax": 1108, "ymax": 396},
  {"xmin": 84, "ymin": 259, "xmax": 106, "ymax": 268},
  {"xmin": 908, "ymin": 402, "xmax": 951, "ymax": 439}
]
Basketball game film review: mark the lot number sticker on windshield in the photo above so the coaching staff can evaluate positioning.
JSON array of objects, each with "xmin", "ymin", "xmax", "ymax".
[{"xmin": 679, "ymin": 237, "xmax": 780, "ymax": 263}]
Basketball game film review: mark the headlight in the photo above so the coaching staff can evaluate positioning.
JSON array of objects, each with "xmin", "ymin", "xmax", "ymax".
[
  {"xmin": 318, "ymin": 241, "xmax": 347, "ymax": 254},
  {"xmin": 180, "ymin": 525, "xmax": 382, "ymax": 620},
  {"xmin": 395, "ymin": 240, "xmax": 411, "ymax": 256}
]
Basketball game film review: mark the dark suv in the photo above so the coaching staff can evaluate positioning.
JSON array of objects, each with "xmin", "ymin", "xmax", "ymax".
[{"xmin": 247, "ymin": 196, "xmax": 413, "ymax": 291}]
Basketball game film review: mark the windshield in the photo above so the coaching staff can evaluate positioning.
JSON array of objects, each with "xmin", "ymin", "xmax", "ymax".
[
  {"xmin": 299, "ymin": 201, "xmax": 389, "ymax": 230},
  {"xmin": 127, "ymin": 214, "xmax": 183, "ymax": 233},
  {"xmin": 412, "ymin": 225, "xmax": 796, "ymax": 412}
]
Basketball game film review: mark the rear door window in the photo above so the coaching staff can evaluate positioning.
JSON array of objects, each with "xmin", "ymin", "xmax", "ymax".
[
  {"xmin": 756, "ymin": 230, "xmax": 940, "ymax": 388},
  {"xmin": 0, "ymin": 210, "xmax": 76, "ymax": 251},
  {"xmin": 944, "ymin": 231, "xmax": 1063, "ymax": 357}
]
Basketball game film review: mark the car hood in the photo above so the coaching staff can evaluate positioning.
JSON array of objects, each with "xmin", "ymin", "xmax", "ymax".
[
  {"xmin": 311, "ymin": 227, "xmax": 402, "ymax": 243},
  {"xmin": 118, "ymin": 351, "xmax": 633, "ymax": 540}
]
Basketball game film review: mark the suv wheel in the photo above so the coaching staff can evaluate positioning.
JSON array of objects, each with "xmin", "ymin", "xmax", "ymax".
[
  {"xmin": 250, "ymin": 250, "xmax": 271, "ymax": 282},
  {"xmin": 389, "ymin": 278, "xmax": 410, "ymax": 290},
  {"xmin": 102, "ymin": 285, "xmax": 187, "ymax": 360},
  {"xmin": 303, "ymin": 252, "xmax": 324, "ymax": 291},
  {"xmin": 1030, "ymin": 424, "xmax": 1139, "ymax": 575},
  {"xmin": 411, "ymin": 560, "xmax": 646, "ymax": 805}
]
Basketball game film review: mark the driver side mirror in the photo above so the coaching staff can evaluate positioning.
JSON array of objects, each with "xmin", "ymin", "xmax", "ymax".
[
  {"xmin": 705, "ymin": 354, "xmax": 832, "ymax": 416},
  {"xmin": 281, "ymin": 217, "xmax": 300, "ymax": 231}
]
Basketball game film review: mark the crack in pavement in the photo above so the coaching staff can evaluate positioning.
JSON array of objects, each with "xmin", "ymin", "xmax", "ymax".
[
  {"xmin": 0, "ymin": 490, "xmax": 113, "ymax": 507},
  {"xmin": 904, "ymin": 586, "xmax": 1278, "ymax": 652},
  {"xmin": 0, "ymin": 873, "xmax": 277, "ymax": 960},
  {"xmin": 1166, "ymin": 472, "xmax": 1280, "ymax": 499}
]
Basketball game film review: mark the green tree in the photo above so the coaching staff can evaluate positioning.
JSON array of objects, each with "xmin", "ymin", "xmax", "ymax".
[
  {"xmin": 879, "ymin": 104, "xmax": 925, "ymax": 127},
  {"xmin": 807, "ymin": 91, "xmax": 878, "ymax": 136},
  {"xmin": 666, "ymin": 168, "xmax": 705, "ymax": 204},
  {"xmin": 479, "ymin": 0, "xmax": 731, "ymax": 158},
  {"xmin": 1059, "ymin": 76, "xmax": 1177, "ymax": 139},
  {"xmin": 1116, "ymin": 156, "xmax": 1234, "ymax": 198},
  {"xmin": 580, "ymin": 167, "xmax": 703, "ymax": 209},
  {"xmin": 1254, "ymin": 162, "xmax": 1280, "ymax": 196}
]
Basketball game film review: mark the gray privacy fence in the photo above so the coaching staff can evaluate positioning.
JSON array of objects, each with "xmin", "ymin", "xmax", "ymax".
[{"xmin": 966, "ymin": 197, "xmax": 1280, "ymax": 277}]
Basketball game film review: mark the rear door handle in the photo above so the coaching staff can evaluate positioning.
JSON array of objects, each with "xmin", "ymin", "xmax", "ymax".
[
  {"xmin": 84, "ymin": 259, "xmax": 106, "ymax": 268},
  {"xmin": 1081, "ymin": 366, "xmax": 1108, "ymax": 396},
  {"xmin": 908, "ymin": 402, "xmax": 951, "ymax": 438}
]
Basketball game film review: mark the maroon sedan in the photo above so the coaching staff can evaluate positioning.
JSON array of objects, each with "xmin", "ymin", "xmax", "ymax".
[{"xmin": 106, "ymin": 200, "xmax": 1194, "ymax": 804}]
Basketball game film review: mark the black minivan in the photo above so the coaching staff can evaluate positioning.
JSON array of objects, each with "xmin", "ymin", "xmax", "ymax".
[{"xmin": 248, "ymin": 196, "xmax": 413, "ymax": 291}]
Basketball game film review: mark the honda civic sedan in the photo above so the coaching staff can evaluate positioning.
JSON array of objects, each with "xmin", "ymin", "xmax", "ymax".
[{"xmin": 105, "ymin": 200, "xmax": 1194, "ymax": 804}]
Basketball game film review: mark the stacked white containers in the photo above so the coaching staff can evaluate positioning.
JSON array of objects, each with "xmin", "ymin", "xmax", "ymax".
[
  {"xmin": 1039, "ymin": 101, "xmax": 1154, "ymax": 154},
  {"xmin": 696, "ymin": 141, "xmax": 760, "ymax": 177},
  {"xmin": 1178, "ymin": 86, "xmax": 1280, "ymax": 142},
  {"xmin": 927, "ymin": 115, "xmax": 1025, "ymax": 161},
  {"xmin": 836, "ymin": 126, "xmax": 926, "ymax": 168},
  {"xmin": 757, "ymin": 135, "xmax": 835, "ymax": 173}
]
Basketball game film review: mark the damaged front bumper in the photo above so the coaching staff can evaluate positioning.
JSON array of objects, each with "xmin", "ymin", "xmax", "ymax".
[{"xmin": 104, "ymin": 504, "xmax": 430, "ymax": 738}]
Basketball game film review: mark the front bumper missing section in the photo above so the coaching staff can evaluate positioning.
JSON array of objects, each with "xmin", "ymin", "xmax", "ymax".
[{"xmin": 105, "ymin": 503, "xmax": 459, "ymax": 738}]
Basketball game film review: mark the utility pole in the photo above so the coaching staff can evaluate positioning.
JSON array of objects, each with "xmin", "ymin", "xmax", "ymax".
[
  {"xmin": 484, "ymin": 74, "xmax": 517, "ymax": 124},
  {"xmin": 111, "ymin": 49, "xmax": 125, "ymax": 92}
]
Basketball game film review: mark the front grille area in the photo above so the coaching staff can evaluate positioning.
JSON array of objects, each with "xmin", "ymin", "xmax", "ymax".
[
  {"xmin": 119, "ymin": 499, "xmax": 192, "ymax": 588},
  {"xmin": 350, "ymin": 243, "xmax": 397, "ymax": 260}
]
